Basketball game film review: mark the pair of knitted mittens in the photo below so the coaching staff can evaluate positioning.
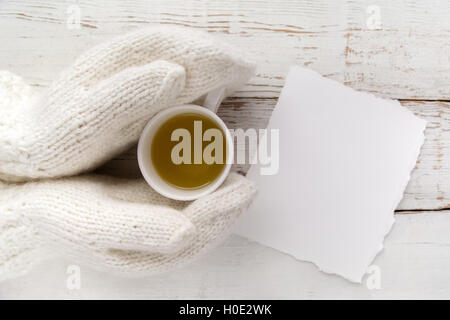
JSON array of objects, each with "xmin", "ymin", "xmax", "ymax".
[{"xmin": 0, "ymin": 26, "xmax": 257, "ymax": 280}]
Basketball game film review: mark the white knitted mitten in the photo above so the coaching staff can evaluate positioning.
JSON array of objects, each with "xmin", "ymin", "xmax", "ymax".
[
  {"xmin": 0, "ymin": 172, "xmax": 256, "ymax": 279},
  {"xmin": 0, "ymin": 27, "xmax": 257, "ymax": 280},
  {"xmin": 0, "ymin": 26, "xmax": 255, "ymax": 181}
]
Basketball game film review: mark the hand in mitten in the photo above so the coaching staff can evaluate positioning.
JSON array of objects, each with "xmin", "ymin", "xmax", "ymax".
[
  {"xmin": 0, "ymin": 27, "xmax": 257, "ymax": 280},
  {"xmin": 0, "ymin": 172, "xmax": 256, "ymax": 279},
  {"xmin": 0, "ymin": 26, "xmax": 255, "ymax": 181}
]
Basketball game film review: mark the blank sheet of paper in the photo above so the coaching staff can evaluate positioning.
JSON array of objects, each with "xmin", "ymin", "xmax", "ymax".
[{"xmin": 235, "ymin": 67, "xmax": 426, "ymax": 283}]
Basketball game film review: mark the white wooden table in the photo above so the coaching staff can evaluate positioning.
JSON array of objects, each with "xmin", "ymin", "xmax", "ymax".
[{"xmin": 0, "ymin": 0, "xmax": 449, "ymax": 299}]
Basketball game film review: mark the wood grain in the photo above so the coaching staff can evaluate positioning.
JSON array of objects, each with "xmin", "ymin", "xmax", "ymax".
[
  {"xmin": 0, "ymin": 0, "xmax": 449, "ymax": 99},
  {"xmin": 1, "ymin": 1, "xmax": 449, "ymax": 211},
  {"xmin": 1, "ymin": 0, "xmax": 450, "ymax": 300},
  {"xmin": 101, "ymin": 98, "xmax": 450, "ymax": 211},
  {"xmin": 2, "ymin": 211, "xmax": 450, "ymax": 299}
]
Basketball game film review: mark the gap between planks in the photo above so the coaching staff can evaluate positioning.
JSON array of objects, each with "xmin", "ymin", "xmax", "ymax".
[{"xmin": 100, "ymin": 97, "xmax": 450, "ymax": 211}]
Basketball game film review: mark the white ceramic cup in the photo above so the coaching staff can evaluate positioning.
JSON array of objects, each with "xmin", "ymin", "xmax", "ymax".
[{"xmin": 138, "ymin": 101, "xmax": 233, "ymax": 201}]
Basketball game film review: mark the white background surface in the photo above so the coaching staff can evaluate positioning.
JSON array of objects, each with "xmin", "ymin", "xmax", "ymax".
[
  {"xmin": 0, "ymin": 0, "xmax": 449, "ymax": 299},
  {"xmin": 236, "ymin": 67, "xmax": 426, "ymax": 283}
]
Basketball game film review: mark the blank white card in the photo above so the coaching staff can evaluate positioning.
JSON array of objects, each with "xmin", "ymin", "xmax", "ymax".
[{"xmin": 235, "ymin": 67, "xmax": 426, "ymax": 282}]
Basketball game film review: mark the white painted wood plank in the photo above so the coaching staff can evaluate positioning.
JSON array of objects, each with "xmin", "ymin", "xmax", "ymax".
[
  {"xmin": 1, "ymin": 0, "xmax": 449, "ymax": 209},
  {"xmin": 0, "ymin": 0, "xmax": 449, "ymax": 300},
  {"xmin": 1, "ymin": 0, "xmax": 448, "ymax": 209},
  {"xmin": 0, "ymin": 0, "xmax": 448, "ymax": 99},
  {"xmin": 2, "ymin": 211, "xmax": 450, "ymax": 299},
  {"xmin": 401, "ymin": 101, "xmax": 450, "ymax": 210},
  {"xmin": 99, "ymin": 99, "xmax": 450, "ymax": 211}
]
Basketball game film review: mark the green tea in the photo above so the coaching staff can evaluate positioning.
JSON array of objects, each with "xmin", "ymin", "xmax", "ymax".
[{"xmin": 151, "ymin": 113, "xmax": 227, "ymax": 189}]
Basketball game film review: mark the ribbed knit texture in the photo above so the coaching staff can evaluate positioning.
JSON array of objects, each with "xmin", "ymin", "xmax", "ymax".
[
  {"xmin": 0, "ymin": 172, "xmax": 256, "ymax": 279},
  {"xmin": 0, "ymin": 26, "xmax": 255, "ymax": 181},
  {"xmin": 0, "ymin": 26, "xmax": 257, "ymax": 280}
]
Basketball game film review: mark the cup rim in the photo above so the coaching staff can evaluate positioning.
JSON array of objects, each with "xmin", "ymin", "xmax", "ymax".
[{"xmin": 137, "ymin": 104, "xmax": 233, "ymax": 201}]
